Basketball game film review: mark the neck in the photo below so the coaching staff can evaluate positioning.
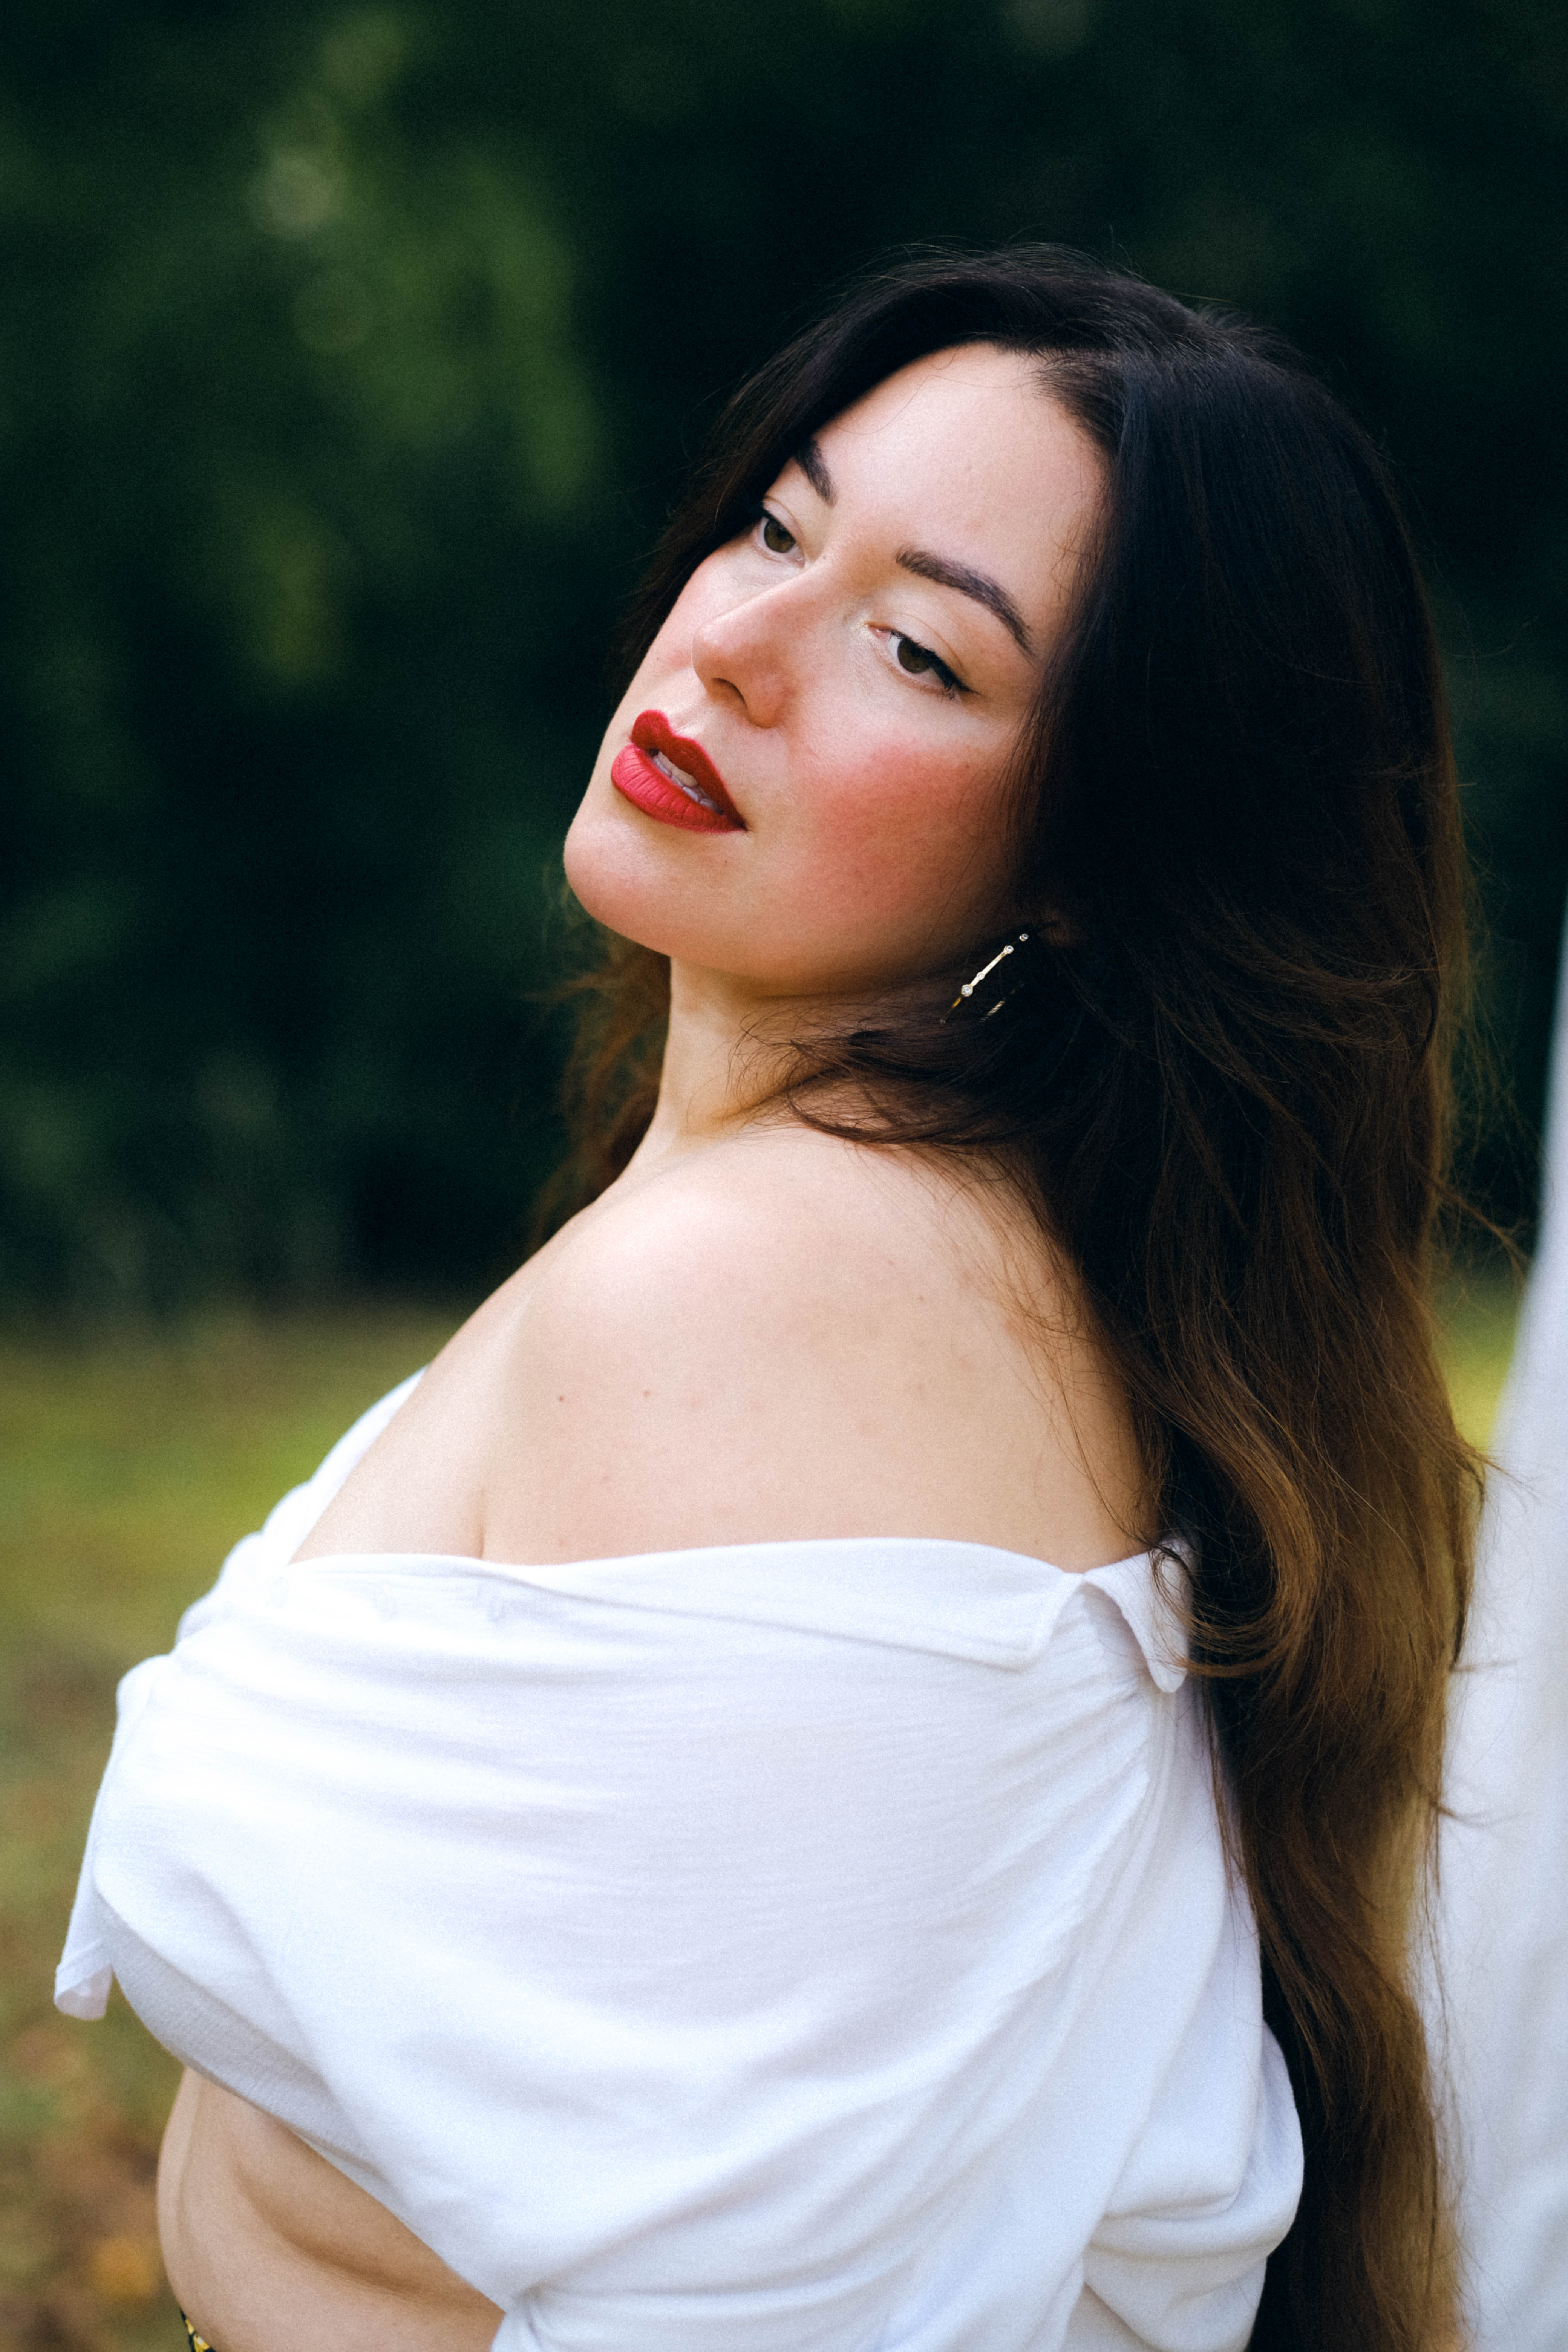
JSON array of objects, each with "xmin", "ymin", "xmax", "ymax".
[{"xmin": 630, "ymin": 959, "xmax": 818, "ymax": 1167}]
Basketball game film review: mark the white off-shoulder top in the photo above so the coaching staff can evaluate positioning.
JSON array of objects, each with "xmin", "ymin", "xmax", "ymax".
[{"xmin": 57, "ymin": 1374, "xmax": 1301, "ymax": 2352}]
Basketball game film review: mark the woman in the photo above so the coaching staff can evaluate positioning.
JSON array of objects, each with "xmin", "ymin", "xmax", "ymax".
[{"xmin": 57, "ymin": 250, "xmax": 1478, "ymax": 2352}]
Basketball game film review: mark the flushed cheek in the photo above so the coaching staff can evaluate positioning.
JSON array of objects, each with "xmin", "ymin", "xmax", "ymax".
[{"xmin": 783, "ymin": 744, "xmax": 1008, "ymax": 925}]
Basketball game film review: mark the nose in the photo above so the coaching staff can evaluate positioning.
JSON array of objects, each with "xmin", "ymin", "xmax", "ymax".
[{"xmin": 689, "ymin": 576, "xmax": 799, "ymax": 729}]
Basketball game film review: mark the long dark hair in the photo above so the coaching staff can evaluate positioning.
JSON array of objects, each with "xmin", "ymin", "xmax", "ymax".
[{"xmin": 556, "ymin": 249, "xmax": 1479, "ymax": 2350}]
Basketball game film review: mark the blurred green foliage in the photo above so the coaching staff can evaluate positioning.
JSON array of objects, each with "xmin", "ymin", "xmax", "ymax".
[{"xmin": 2, "ymin": 0, "xmax": 1565, "ymax": 1307}]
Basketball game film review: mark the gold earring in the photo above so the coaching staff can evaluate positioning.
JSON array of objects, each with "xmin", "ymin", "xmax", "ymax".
[{"xmin": 950, "ymin": 931, "xmax": 1032, "ymax": 1016}]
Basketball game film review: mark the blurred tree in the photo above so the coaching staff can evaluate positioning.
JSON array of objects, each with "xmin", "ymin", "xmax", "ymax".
[{"xmin": 1, "ymin": 0, "xmax": 1563, "ymax": 1307}]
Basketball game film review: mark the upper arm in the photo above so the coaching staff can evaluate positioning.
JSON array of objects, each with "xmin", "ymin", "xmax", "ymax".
[{"xmin": 477, "ymin": 1139, "xmax": 1137, "ymax": 1569}]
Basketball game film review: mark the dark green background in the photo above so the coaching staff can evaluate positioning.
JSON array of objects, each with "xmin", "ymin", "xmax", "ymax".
[{"xmin": 3, "ymin": 0, "xmax": 1564, "ymax": 1309}]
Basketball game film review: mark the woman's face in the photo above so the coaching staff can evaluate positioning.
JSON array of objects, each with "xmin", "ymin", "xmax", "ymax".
[{"xmin": 564, "ymin": 343, "xmax": 1104, "ymax": 1000}]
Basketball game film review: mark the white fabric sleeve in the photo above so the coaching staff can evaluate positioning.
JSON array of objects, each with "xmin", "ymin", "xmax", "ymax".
[
  {"xmin": 54, "ymin": 1655, "xmax": 162, "ymax": 2017},
  {"xmin": 53, "ymin": 1368, "xmax": 425, "ymax": 2017},
  {"xmin": 77, "ymin": 1540, "xmax": 1294, "ymax": 2350}
]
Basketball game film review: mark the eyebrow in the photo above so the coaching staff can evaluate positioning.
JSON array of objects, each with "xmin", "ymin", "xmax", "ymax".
[
  {"xmin": 795, "ymin": 436, "xmax": 834, "ymax": 504},
  {"xmin": 790, "ymin": 435, "xmax": 1034, "ymax": 660},
  {"xmin": 894, "ymin": 548, "xmax": 1034, "ymax": 658}
]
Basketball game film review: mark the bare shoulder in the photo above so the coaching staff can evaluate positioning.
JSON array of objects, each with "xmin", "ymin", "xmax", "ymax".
[
  {"xmin": 538, "ymin": 1123, "xmax": 992, "ymax": 1338},
  {"xmin": 477, "ymin": 1124, "xmax": 1145, "ymax": 1571}
]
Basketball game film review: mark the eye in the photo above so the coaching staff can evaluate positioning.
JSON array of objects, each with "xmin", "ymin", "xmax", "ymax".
[
  {"xmin": 891, "ymin": 631, "xmax": 965, "ymax": 697},
  {"xmin": 759, "ymin": 512, "xmax": 797, "ymax": 555}
]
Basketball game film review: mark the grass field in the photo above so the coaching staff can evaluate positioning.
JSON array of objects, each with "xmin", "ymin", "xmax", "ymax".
[
  {"xmin": 0, "ymin": 1305, "xmax": 464, "ymax": 2352},
  {"xmin": 0, "ymin": 1283, "xmax": 1523, "ymax": 2350}
]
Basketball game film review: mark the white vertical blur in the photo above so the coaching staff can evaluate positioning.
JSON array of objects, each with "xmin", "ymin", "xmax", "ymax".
[{"xmin": 1436, "ymin": 917, "xmax": 1568, "ymax": 2350}]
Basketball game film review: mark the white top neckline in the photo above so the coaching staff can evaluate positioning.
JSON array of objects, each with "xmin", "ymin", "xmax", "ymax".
[
  {"xmin": 267, "ymin": 1368, "xmax": 1186, "ymax": 1686},
  {"xmin": 292, "ymin": 1538, "xmax": 1152, "ymax": 1570},
  {"xmin": 276, "ymin": 1536, "xmax": 1186, "ymax": 1688}
]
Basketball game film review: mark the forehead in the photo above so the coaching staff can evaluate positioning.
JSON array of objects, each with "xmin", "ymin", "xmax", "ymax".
[{"xmin": 809, "ymin": 344, "xmax": 1104, "ymax": 630}]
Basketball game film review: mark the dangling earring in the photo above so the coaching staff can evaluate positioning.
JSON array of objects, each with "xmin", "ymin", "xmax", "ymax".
[{"xmin": 949, "ymin": 930, "xmax": 1034, "ymax": 1018}]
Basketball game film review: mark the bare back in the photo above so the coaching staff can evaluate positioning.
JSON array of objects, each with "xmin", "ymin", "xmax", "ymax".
[{"xmin": 294, "ymin": 1123, "xmax": 1146, "ymax": 1573}]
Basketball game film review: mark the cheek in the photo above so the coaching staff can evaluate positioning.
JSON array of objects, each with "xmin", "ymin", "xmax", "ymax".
[{"xmin": 790, "ymin": 729, "xmax": 1011, "ymax": 927}]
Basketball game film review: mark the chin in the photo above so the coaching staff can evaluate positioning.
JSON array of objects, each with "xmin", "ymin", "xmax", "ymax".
[
  {"xmin": 562, "ymin": 790, "xmax": 719, "ymax": 963},
  {"xmin": 563, "ymin": 799, "xmax": 640, "ymax": 933}
]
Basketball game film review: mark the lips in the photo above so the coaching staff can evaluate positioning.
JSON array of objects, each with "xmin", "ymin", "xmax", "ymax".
[{"xmin": 609, "ymin": 710, "xmax": 746, "ymax": 834}]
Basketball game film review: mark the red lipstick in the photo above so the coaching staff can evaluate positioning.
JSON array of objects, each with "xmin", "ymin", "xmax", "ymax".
[{"xmin": 610, "ymin": 711, "xmax": 746, "ymax": 834}]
